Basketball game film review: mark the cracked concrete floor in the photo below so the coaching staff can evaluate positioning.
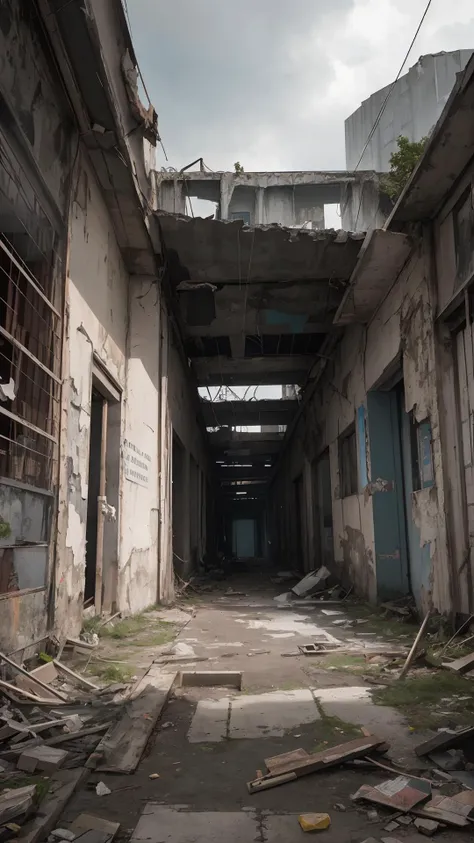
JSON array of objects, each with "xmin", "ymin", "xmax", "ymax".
[{"xmin": 61, "ymin": 574, "xmax": 461, "ymax": 843}]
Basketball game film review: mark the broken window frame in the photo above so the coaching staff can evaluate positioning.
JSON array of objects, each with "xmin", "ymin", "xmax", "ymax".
[
  {"xmin": 338, "ymin": 422, "xmax": 358, "ymax": 498},
  {"xmin": 0, "ymin": 126, "xmax": 64, "ymax": 599}
]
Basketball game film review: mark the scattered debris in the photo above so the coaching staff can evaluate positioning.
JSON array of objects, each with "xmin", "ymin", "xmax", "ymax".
[
  {"xmin": 291, "ymin": 566, "xmax": 330, "ymax": 597},
  {"xmin": 248, "ymin": 736, "xmax": 386, "ymax": 793},
  {"xmin": 441, "ymin": 651, "xmax": 474, "ymax": 674},
  {"xmin": 298, "ymin": 813, "xmax": 331, "ymax": 831},
  {"xmin": 95, "ymin": 782, "xmax": 111, "ymax": 797},
  {"xmin": 414, "ymin": 817, "xmax": 439, "ymax": 836},
  {"xmin": 0, "ymin": 785, "xmax": 36, "ymax": 824},
  {"xmin": 352, "ymin": 775, "xmax": 432, "ymax": 812},
  {"xmin": 384, "ymin": 820, "xmax": 400, "ymax": 832},
  {"xmin": 398, "ymin": 611, "xmax": 431, "ymax": 680},
  {"xmin": 415, "ymin": 726, "xmax": 474, "ymax": 757},
  {"xmin": 71, "ymin": 813, "xmax": 120, "ymax": 840},
  {"xmin": 17, "ymin": 746, "xmax": 68, "ymax": 773},
  {"xmin": 149, "ymin": 773, "xmax": 160, "ymax": 779}
]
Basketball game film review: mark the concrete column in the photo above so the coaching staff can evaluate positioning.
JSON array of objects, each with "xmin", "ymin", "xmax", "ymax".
[
  {"xmin": 219, "ymin": 173, "xmax": 235, "ymax": 220},
  {"xmin": 119, "ymin": 276, "xmax": 161, "ymax": 613},
  {"xmin": 256, "ymin": 187, "xmax": 265, "ymax": 225}
]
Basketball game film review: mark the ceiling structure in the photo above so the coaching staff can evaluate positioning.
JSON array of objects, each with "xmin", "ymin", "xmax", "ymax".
[{"xmin": 155, "ymin": 211, "xmax": 367, "ymax": 504}]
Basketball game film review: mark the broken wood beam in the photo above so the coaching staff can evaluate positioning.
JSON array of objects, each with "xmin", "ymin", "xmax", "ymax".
[
  {"xmin": 53, "ymin": 660, "xmax": 100, "ymax": 690},
  {"xmin": 0, "ymin": 651, "xmax": 67, "ymax": 701}
]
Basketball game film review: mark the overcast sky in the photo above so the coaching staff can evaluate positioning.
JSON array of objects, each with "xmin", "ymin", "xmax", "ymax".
[{"xmin": 128, "ymin": 0, "xmax": 474, "ymax": 175}]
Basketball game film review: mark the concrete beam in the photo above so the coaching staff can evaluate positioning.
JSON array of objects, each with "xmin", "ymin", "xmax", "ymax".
[
  {"xmin": 221, "ymin": 482, "xmax": 268, "ymax": 497},
  {"xmin": 201, "ymin": 399, "xmax": 296, "ymax": 427},
  {"xmin": 193, "ymin": 356, "xmax": 311, "ymax": 386},
  {"xmin": 180, "ymin": 282, "xmax": 340, "ymax": 337},
  {"xmin": 218, "ymin": 465, "xmax": 273, "ymax": 481}
]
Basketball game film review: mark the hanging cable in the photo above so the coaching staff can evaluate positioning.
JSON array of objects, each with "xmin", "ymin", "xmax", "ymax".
[{"xmin": 354, "ymin": 0, "xmax": 434, "ymax": 172}]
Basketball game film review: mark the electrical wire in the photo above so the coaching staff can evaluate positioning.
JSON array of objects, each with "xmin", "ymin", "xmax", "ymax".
[{"xmin": 354, "ymin": 0, "xmax": 434, "ymax": 173}]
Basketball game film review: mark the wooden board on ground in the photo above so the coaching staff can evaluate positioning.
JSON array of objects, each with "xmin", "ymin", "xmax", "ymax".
[
  {"xmin": 265, "ymin": 748, "xmax": 309, "ymax": 773},
  {"xmin": 248, "ymin": 737, "xmax": 386, "ymax": 793},
  {"xmin": 93, "ymin": 669, "xmax": 176, "ymax": 773},
  {"xmin": 0, "ymin": 651, "xmax": 66, "ymax": 701},
  {"xmin": 352, "ymin": 775, "xmax": 432, "ymax": 812},
  {"xmin": 18, "ymin": 769, "xmax": 88, "ymax": 843},
  {"xmin": 0, "ymin": 785, "xmax": 36, "ymax": 824},
  {"xmin": 71, "ymin": 814, "xmax": 120, "ymax": 840},
  {"xmin": 442, "ymin": 652, "xmax": 474, "ymax": 674},
  {"xmin": 413, "ymin": 794, "xmax": 471, "ymax": 827},
  {"xmin": 53, "ymin": 660, "xmax": 100, "ymax": 691}
]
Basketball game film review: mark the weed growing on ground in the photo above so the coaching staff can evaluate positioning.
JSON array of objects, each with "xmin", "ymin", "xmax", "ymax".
[
  {"xmin": 373, "ymin": 671, "xmax": 474, "ymax": 729},
  {"xmin": 88, "ymin": 662, "xmax": 134, "ymax": 683}
]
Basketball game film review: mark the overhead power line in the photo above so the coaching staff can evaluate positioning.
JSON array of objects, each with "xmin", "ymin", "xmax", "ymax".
[{"xmin": 354, "ymin": 0, "xmax": 434, "ymax": 172}]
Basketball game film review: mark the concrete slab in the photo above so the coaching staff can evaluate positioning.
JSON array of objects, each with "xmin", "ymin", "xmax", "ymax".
[
  {"xmin": 235, "ymin": 612, "xmax": 340, "ymax": 643},
  {"xmin": 187, "ymin": 697, "xmax": 230, "ymax": 743},
  {"xmin": 130, "ymin": 805, "xmax": 257, "ymax": 843},
  {"xmin": 229, "ymin": 689, "xmax": 320, "ymax": 739}
]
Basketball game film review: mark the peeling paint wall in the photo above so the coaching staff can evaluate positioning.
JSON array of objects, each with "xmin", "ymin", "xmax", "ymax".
[
  {"xmin": 273, "ymin": 241, "xmax": 450, "ymax": 614},
  {"xmin": 434, "ymin": 159, "xmax": 474, "ymax": 615},
  {"xmin": 55, "ymin": 153, "xmax": 129, "ymax": 638},
  {"xmin": 118, "ymin": 278, "xmax": 160, "ymax": 614}
]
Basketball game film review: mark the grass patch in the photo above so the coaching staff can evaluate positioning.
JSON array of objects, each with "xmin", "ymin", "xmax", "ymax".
[
  {"xmin": 0, "ymin": 775, "xmax": 50, "ymax": 802},
  {"xmin": 344, "ymin": 602, "xmax": 419, "ymax": 640},
  {"xmin": 373, "ymin": 671, "xmax": 474, "ymax": 729},
  {"xmin": 99, "ymin": 614, "xmax": 150, "ymax": 639},
  {"xmin": 310, "ymin": 709, "xmax": 363, "ymax": 752},
  {"xmin": 317, "ymin": 653, "xmax": 367, "ymax": 672},
  {"xmin": 88, "ymin": 662, "xmax": 134, "ymax": 683}
]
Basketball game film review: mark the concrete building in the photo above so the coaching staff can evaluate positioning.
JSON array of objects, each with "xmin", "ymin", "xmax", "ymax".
[
  {"xmin": 2, "ymin": 0, "xmax": 474, "ymax": 658},
  {"xmin": 154, "ymin": 169, "xmax": 390, "ymax": 233},
  {"xmin": 0, "ymin": 0, "xmax": 210, "ymax": 653},
  {"xmin": 345, "ymin": 50, "xmax": 473, "ymax": 172}
]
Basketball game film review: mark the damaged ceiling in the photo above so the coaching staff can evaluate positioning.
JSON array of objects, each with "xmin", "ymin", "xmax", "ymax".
[{"xmin": 155, "ymin": 211, "xmax": 366, "ymax": 502}]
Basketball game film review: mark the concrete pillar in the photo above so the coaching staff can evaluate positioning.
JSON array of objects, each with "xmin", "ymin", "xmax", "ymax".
[
  {"xmin": 219, "ymin": 173, "xmax": 235, "ymax": 220},
  {"xmin": 256, "ymin": 187, "xmax": 265, "ymax": 225},
  {"xmin": 119, "ymin": 277, "xmax": 161, "ymax": 613}
]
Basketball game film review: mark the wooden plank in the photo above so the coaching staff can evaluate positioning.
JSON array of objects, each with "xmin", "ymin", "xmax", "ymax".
[
  {"xmin": 17, "ymin": 768, "xmax": 88, "ymax": 843},
  {"xmin": 399, "ymin": 611, "xmax": 431, "ymax": 679},
  {"xmin": 441, "ymin": 651, "xmax": 474, "ymax": 674},
  {"xmin": 0, "ymin": 650, "xmax": 67, "ymax": 700},
  {"xmin": 0, "ymin": 678, "xmax": 64, "ymax": 705},
  {"xmin": 247, "ymin": 772, "xmax": 297, "ymax": 793},
  {"xmin": 265, "ymin": 748, "xmax": 309, "ymax": 773},
  {"xmin": 16, "ymin": 662, "xmax": 58, "ymax": 696},
  {"xmin": 93, "ymin": 670, "xmax": 176, "ymax": 773},
  {"xmin": 248, "ymin": 737, "xmax": 386, "ymax": 794},
  {"xmin": 53, "ymin": 659, "xmax": 100, "ymax": 691}
]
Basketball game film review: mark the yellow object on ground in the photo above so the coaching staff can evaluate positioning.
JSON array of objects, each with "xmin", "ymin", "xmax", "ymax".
[{"xmin": 298, "ymin": 813, "xmax": 331, "ymax": 832}]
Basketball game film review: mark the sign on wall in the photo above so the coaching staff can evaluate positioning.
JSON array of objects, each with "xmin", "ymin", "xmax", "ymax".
[{"xmin": 123, "ymin": 439, "xmax": 151, "ymax": 488}]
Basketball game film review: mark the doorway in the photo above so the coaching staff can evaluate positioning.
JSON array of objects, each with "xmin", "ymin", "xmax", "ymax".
[
  {"xmin": 84, "ymin": 366, "xmax": 121, "ymax": 614},
  {"xmin": 232, "ymin": 518, "xmax": 256, "ymax": 558}
]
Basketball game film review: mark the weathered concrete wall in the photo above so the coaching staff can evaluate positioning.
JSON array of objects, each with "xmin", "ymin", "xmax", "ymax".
[
  {"xmin": 433, "ymin": 159, "xmax": 474, "ymax": 615},
  {"xmin": 346, "ymin": 51, "xmax": 473, "ymax": 172},
  {"xmin": 118, "ymin": 278, "xmax": 161, "ymax": 614},
  {"xmin": 55, "ymin": 152, "xmax": 129, "ymax": 638},
  {"xmin": 168, "ymin": 333, "xmax": 210, "ymax": 576},
  {"xmin": 0, "ymin": 0, "xmax": 75, "ymax": 217},
  {"xmin": 273, "ymin": 241, "xmax": 450, "ymax": 614}
]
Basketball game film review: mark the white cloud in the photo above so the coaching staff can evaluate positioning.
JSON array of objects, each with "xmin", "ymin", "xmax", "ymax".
[{"xmin": 128, "ymin": 0, "xmax": 474, "ymax": 172}]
